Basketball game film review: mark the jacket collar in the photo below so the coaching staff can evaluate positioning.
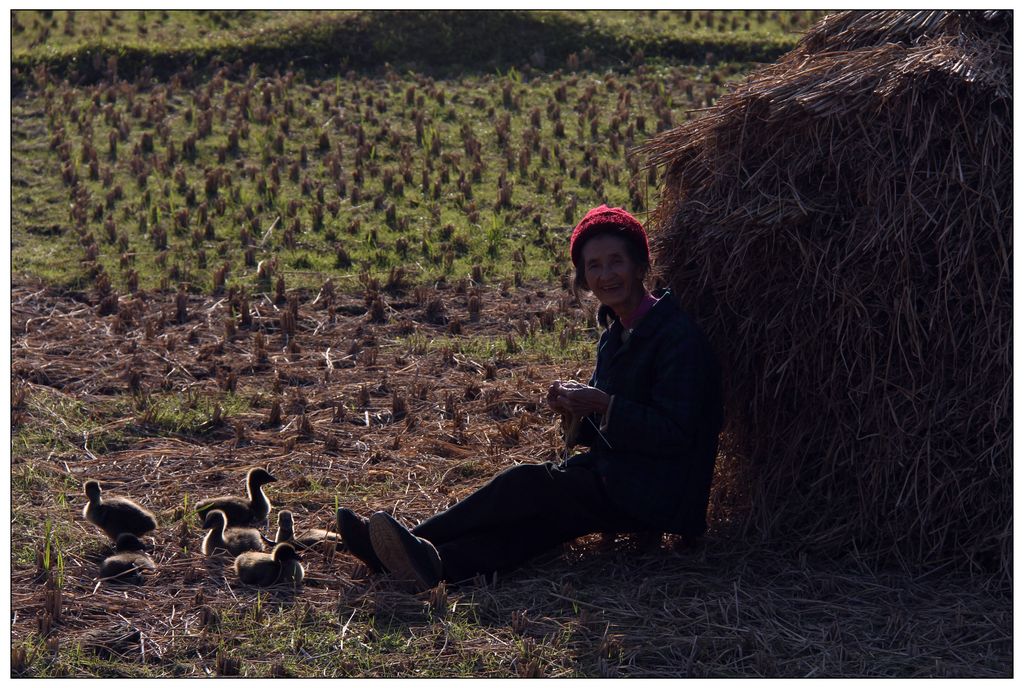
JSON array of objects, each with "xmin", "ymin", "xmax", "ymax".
[{"xmin": 604, "ymin": 288, "xmax": 674, "ymax": 341}]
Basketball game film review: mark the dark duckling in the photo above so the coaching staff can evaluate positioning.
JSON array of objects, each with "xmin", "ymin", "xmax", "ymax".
[
  {"xmin": 99, "ymin": 533, "xmax": 156, "ymax": 584},
  {"xmin": 201, "ymin": 509, "xmax": 265, "ymax": 556},
  {"xmin": 82, "ymin": 480, "xmax": 157, "ymax": 541},
  {"xmin": 234, "ymin": 543, "xmax": 304, "ymax": 586},
  {"xmin": 195, "ymin": 467, "xmax": 277, "ymax": 526},
  {"xmin": 275, "ymin": 510, "xmax": 343, "ymax": 551}
]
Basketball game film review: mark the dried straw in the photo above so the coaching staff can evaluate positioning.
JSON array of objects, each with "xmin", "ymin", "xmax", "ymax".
[{"xmin": 639, "ymin": 10, "xmax": 1011, "ymax": 576}]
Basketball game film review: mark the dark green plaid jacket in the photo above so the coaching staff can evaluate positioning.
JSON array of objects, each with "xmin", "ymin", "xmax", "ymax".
[{"xmin": 565, "ymin": 291, "xmax": 723, "ymax": 537}]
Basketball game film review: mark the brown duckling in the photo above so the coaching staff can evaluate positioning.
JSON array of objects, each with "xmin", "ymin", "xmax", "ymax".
[
  {"xmin": 82, "ymin": 480, "xmax": 157, "ymax": 541},
  {"xmin": 274, "ymin": 510, "xmax": 343, "ymax": 551},
  {"xmin": 201, "ymin": 510, "xmax": 265, "ymax": 556},
  {"xmin": 234, "ymin": 543, "xmax": 304, "ymax": 586},
  {"xmin": 99, "ymin": 533, "xmax": 156, "ymax": 584},
  {"xmin": 195, "ymin": 467, "xmax": 277, "ymax": 526}
]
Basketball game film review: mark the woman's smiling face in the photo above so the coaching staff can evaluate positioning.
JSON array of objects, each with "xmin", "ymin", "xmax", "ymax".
[{"xmin": 581, "ymin": 233, "xmax": 644, "ymax": 316}]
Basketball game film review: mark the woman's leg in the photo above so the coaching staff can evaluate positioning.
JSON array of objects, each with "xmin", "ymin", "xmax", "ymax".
[
  {"xmin": 431, "ymin": 513, "xmax": 596, "ymax": 583},
  {"xmin": 412, "ymin": 460, "xmax": 606, "ymax": 544},
  {"xmin": 411, "ymin": 460, "xmax": 641, "ymax": 582},
  {"xmin": 338, "ymin": 463, "xmax": 589, "ymax": 574}
]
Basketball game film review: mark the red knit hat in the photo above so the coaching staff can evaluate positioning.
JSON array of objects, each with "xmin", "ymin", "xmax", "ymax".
[{"xmin": 570, "ymin": 204, "xmax": 649, "ymax": 267}]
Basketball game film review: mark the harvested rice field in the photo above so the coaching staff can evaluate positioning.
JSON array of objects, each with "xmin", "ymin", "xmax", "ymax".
[{"xmin": 9, "ymin": 10, "xmax": 1012, "ymax": 678}]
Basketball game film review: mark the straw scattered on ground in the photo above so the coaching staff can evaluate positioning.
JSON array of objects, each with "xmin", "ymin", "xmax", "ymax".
[{"xmin": 11, "ymin": 280, "xmax": 1011, "ymax": 677}]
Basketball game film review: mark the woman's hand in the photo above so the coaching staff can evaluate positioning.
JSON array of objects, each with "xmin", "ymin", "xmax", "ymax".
[
  {"xmin": 546, "ymin": 380, "xmax": 610, "ymax": 417},
  {"xmin": 546, "ymin": 380, "xmax": 571, "ymax": 414}
]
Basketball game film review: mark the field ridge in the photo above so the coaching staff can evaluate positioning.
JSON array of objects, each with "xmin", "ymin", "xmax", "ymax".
[{"xmin": 13, "ymin": 10, "xmax": 799, "ymax": 88}]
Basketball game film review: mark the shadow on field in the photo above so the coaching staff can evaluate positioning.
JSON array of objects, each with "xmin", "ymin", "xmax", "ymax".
[{"xmin": 12, "ymin": 10, "xmax": 794, "ymax": 90}]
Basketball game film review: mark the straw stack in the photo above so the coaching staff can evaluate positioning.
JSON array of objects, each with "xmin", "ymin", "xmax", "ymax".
[{"xmin": 640, "ymin": 11, "xmax": 1011, "ymax": 575}]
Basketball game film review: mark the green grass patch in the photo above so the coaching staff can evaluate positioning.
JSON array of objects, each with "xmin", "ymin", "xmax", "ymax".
[
  {"xmin": 399, "ymin": 324, "xmax": 594, "ymax": 364},
  {"xmin": 134, "ymin": 390, "xmax": 251, "ymax": 435},
  {"xmin": 12, "ymin": 386, "xmax": 129, "ymax": 458}
]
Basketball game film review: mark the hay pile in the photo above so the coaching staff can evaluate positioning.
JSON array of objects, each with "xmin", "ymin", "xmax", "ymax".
[{"xmin": 640, "ymin": 11, "xmax": 1011, "ymax": 575}]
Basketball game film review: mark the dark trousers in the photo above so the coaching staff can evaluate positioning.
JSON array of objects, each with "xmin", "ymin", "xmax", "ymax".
[{"xmin": 411, "ymin": 461, "xmax": 644, "ymax": 583}]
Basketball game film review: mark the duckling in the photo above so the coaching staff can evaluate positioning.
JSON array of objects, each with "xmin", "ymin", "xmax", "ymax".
[
  {"xmin": 273, "ymin": 509, "xmax": 295, "ymax": 543},
  {"xmin": 82, "ymin": 480, "xmax": 157, "ymax": 541},
  {"xmin": 274, "ymin": 510, "xmax": 343, "ymax": 551},
  {"xmin": 234, "ymin": 542, "xmax": 304, "ymax": 586},
  {"xmin": 201, "ymin": 510, "xmax": 265, "ymax": 556},
  {"xmin": 195, "ymin": 467, "xmax": 277, "ymax": 526},
  {"xmin": 99, "ymin": 533, "xmax": 156, "ymax": 584}
]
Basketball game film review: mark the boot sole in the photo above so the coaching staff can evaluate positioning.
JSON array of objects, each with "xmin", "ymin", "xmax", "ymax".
[{"xmin": 368, "ymin": 512, "xmax": 440, "ymax": 591}]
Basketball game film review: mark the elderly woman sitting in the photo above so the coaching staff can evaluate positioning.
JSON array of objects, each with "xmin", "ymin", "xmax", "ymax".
[{"xmin": 337, "ymin": 205, "xmax": 723, "ymax": 591}]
